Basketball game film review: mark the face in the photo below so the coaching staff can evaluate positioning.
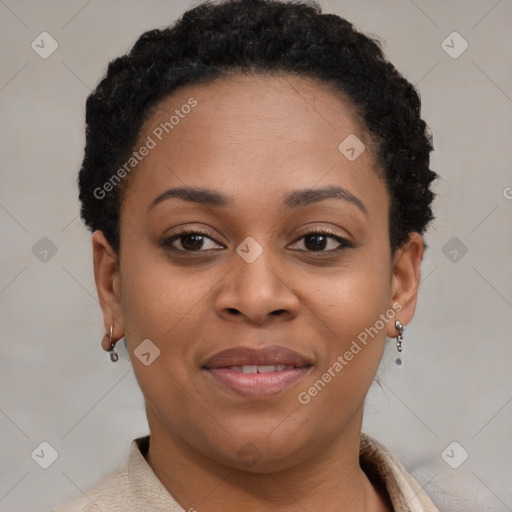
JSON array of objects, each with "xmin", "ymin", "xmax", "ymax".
[{"xmin": 94, "ymin": 73, "xmax": 423, "ymax": 472}]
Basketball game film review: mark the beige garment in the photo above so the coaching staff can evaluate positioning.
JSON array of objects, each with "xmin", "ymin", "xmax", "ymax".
[{"xmin": 52, "ymin": 433, "xmax": 439, "ymax": 511}]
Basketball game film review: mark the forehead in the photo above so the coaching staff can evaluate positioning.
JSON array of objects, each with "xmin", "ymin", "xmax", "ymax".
[
  {"xmin": 143, "ymin": 71, "xmax": 371, "ymax": 154},
  {"xmin": 122, "ymin": 72, "xmax": 386, "ymax": 217}
]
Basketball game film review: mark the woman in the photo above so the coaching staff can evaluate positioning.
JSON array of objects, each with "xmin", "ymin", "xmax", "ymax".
[{"xmin": 53, "ymin": 0, "xmax": 438, "ymax": 510}]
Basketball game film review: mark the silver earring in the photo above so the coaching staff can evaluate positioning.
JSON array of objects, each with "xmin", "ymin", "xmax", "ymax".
[
  {"xmin": 108, "ymin": 324, "xmax": 119, "ymax": 362},
  {"xmin": 395, "ymin": 320, "xmax": 404, "ymax": 352}
]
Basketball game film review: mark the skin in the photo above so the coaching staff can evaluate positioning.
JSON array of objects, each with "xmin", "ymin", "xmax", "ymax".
[{"xmin": 94, "ymin": 73, "xmax": 424, "ymax": 512}]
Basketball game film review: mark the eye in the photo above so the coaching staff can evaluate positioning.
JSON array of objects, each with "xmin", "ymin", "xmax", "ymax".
[
  {"xmin": 290, "ymin": 229, "xmax": 352, "ymax": 253},
  {"xmin": 161, "ymin": 229, "xmax": 224, "ymax": 252},
  {"xmin": 161, "ymin": 228, "xmax": 352, "ymax": 253}
]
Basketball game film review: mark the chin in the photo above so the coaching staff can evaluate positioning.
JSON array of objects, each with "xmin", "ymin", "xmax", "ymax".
[{"xmin": 202, "ymin": 429, "xmax": 318, "ymax": 474}]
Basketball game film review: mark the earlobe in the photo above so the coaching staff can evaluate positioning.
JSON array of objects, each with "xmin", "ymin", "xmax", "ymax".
[
  {"xmin": 387, "ymin": 232, "xmax": 424, "ymax": 337},
  {"xmin": 92, "ymin": 230, "xmax": 124, "ymax": 342}
]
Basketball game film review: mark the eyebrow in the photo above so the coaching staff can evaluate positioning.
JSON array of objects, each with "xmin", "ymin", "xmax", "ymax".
[{"xmin": 148, "ymin": 185, "xmax": 367, "ymax": 214}]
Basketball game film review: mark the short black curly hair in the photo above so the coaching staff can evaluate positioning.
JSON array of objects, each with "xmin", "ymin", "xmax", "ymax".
[{"xmin": 78, "ymin": 0, "xmax": 437, "ymax": 254}]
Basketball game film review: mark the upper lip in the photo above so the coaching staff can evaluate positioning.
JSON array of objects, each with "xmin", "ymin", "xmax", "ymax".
[{"xmin": 202, "ymin": 345, "xmax": 313, "ymax": 369}]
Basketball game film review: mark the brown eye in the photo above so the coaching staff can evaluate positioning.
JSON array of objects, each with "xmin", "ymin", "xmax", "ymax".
[
  {"xmin": 177, "ymin": 234, "xmax": 207, "ymax": 251},
  {"xmin": 291, "ymin": 230, "xmax": 352, "ymax": 253},
  {"xmin": 161, "ymin": 230, "xmax": 224, "ymax": 252}
]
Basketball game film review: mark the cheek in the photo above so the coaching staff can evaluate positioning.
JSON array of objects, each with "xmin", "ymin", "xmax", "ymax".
[
  {"xmin": 304, "ymin": 252, "xmax": 393, "ymax": 390},
  {"xmin": 303, "ymin": 250, "xmax": 392, "ymax": 334},
  {"xmin": 119, "ymin": 246, "xmax": 212, "ymax": 339},
  {"xmin": 118, "ymin": 250, "xmax": 226, "ymax": 405},
  {"xmin": 118, "ymin": 257, "xmax": 207, "ymax": 414}
]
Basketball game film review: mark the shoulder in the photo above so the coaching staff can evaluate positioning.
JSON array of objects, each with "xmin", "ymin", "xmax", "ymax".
[
  {"xmin": 50, "ymin": 461, "xmax": 131, "ymax": 512},
  {"xmin": 360, "ymin": 433, "xmax": 439, "ymax": 512},
  {"xmin": 50, "ymin": 436, "xmax": 184, "ymax": 512}
]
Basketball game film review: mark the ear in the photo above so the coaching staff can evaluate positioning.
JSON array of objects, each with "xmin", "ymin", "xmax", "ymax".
[
  {"xmin": 92, "ymin": 230, "xmax": 124, "ymax": 350},
  {"xmin": 386, "ymin": 232, "xmax": 424, "ymax": 338}
]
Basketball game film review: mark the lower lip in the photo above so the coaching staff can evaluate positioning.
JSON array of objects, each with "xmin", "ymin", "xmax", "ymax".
[{"xmin": 204, "ymin": 367, "xmax": 311, "ymax": 398}]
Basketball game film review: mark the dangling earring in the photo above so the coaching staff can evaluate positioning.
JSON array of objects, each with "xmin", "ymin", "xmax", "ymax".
[
  {"xmin": 108, "ymin": 324, "xmax": 118, "ymax": 362},
  {"xmin": 395, "ymin": 320, "xmax": 404, "ymax": 352}
]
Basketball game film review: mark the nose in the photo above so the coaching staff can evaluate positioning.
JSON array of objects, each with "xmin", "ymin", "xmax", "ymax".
[{"xmin": 214, "ymin": 245, "xmax": 300, "ymax": 325}]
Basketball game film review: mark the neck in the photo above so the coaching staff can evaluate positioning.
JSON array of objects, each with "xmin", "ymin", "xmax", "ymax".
[{"xmin": 144, "ymin": 411, "xmax": 391, "ymax": 512}]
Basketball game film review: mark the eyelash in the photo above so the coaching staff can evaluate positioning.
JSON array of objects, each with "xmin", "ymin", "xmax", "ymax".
[{"xmin": 161, "ymin": 227, "xmax": 353, "ymax": 254}]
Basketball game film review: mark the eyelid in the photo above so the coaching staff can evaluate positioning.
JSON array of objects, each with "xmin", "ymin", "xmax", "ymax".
[{"xmin": 291, "ymin": 226, "xmax": 351, "ymax": 244}]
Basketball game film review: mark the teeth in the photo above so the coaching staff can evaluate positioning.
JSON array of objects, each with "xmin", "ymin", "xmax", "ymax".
[
  {"xmin": 258, "ymin": 365, "xmax": 277, "ymax": 373},
  {"xmin": 241, "ymin": 365, "xmax": 258, "ymax": 374},
  {"xmin": 234, "ymin": 365, "xmax": 291, "ymax": 373}
]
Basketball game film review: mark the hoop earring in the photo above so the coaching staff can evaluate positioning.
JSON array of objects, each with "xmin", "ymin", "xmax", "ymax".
[
  {"xmin": 108, "ymin": 324, "xmax": 119, "ymax": 362},
  {"xmin": 395, "ymin": 320, "xmax": 404, "ymax": 352}
]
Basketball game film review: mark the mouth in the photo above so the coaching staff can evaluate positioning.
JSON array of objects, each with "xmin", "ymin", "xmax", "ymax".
[{"xmin": 202, "ymin": 345, "xmax": 313, "ymax": 398}]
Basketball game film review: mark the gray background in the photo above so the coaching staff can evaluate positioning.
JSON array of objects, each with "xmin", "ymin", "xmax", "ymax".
[{"xmin": 0, "ymin": 0, "xmax": 511, "ymax": 511}]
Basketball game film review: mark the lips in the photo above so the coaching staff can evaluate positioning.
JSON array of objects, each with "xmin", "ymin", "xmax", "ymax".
[
  {"xmin": 202, "ymin": 345, "xmax": 313, "ymax": 398},
  {"xmin": 202, "ymin": 345, "xmax": 313, "ymax": 369}
]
